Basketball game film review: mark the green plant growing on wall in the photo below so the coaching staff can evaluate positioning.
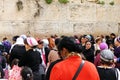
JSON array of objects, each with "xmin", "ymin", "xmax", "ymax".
[
  {"xmin": 109, "ymin": 1, "xmax": 114, "ymax": 6},
  {"xmin": 58, "ymin": 0, "xmax": 69, "ymax": 4},
  {"xmin": 96, "ymin": 0, "xmax": 105, "ymax": 5},
  {"xmin": 45, "ymin": 0, "xmax": 53, "ymax": 4},
  {"xmin": 16, "ymin": 0, "xmax": 23, "ymax": 11}
]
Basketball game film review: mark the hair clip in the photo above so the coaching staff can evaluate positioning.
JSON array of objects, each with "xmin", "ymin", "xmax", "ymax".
[{"xmin": 27, "ymin": 74, "xmax": 30, "ymax": 77}]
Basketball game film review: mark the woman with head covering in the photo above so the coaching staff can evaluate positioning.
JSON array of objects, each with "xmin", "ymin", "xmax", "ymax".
[
  {"xmin": 97, "ymin": 49, "xmax": 120, "ymax": 80},
  {"xmin": 94, "ymin": 37, "xmax": 102, "ymax": 55},
  {"xmin": 9, "ymin": 37, "xmax": 26, "ymax": 67},
  {"xmin": 50, "ymin": 36, "xmax": 100, "ymax": 80},
  {"xmin": 79, "ymin": 35, "xmax": 86, "ymax": 50},
  {"xmin": 48, "ymin": 38, "xmax": 61, "ymax": 64},
  {"xmin": 82, "ymin": 41, "xmax": 94, "ymax": 63},
  {"xmin": 45, "ymin": 38, "xmax": 61, "ymax": 80},
  {"xmin": 94, "ymin": 42, "xmax": 108, "ymax": 67},
  {"xmin": 19, "ymin": 37, "xmax": 42, "ymax": 80},
  {"xmin": 2, "ymin": 37, "xmax": 11, "ymax": 53}
]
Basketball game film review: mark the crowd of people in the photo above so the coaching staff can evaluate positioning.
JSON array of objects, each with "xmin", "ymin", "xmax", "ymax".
[{"xmin": 0, "ymin": 33, "xmax": 120, "ymax": 80}]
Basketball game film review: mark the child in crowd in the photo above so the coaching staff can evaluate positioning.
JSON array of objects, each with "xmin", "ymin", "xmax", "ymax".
[
  {"xmin": 21, "ymin": 67, "xmax": 33, "ymax": 80},
  {"xmin": 9, "ymin": 58, "xmax": 22, "ymax": 80}
]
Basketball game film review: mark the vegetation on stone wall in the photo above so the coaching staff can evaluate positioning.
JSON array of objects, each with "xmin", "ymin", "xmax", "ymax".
[
  {"xmin": 16, "ymin": 0, "xmax": 23, "ymax": 11},
  {"xmin": 45, "ymin": 0, "xmax": 53, "ymax": 4},
  {"xmin": 45, "ymin": 0, "xmax": 69, "ymax": 4},
  {"xmin": 109, "ymin": 1, "xmax": 114, "ymax": 6},
  {"xmin": 44, "ymin": 0, "xmax": 114, "ymax": 5},
  {"xmin": 96, "ymin": 0, "xmax": 114, "ymax": 6},
  {"xmin": 58, "ymin": 0, "xmax": 69, "ymax": 4},
  {"xmin": 96, "ymin": 0, "xmax": 105, "ymax": 5}
]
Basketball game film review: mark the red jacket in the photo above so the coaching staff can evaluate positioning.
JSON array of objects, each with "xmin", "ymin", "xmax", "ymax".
[{"xmin": 50, "ymin": 56, "xmax": 100, "ymax": 80}]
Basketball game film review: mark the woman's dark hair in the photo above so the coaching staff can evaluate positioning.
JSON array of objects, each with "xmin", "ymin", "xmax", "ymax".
[
  {"xmin": 105, "ymin": 35, "xmax": 112, "ymax": 46},
  {"xmin": 90, "ymin": 34, "xmax": 95, "ymax": 44},
  {"xmin": 12, "ymin": 35, "xmax": 19, "ymax": 42},
  {"xmin": 79, "ymin": 35, "xmax": 86, "ymax": 43},
  {"xmin": 110, "ymin": 33, "xmax": 116, "ymax": 37},
  {"xmin": 95, "ymin": 37, "xmax": 101, "ymax": 43},
  {"xmin": 21, "ymin": 67, "xmax": 33, "ymax": 80},
  {"xmin": 37, "ymin": 39, "xmax": 43, "ymax": 44},
  {"xmin": 3, "ymin": 37, "xmax": 7, "ymax": 41},
  {"xmin": 100, "ymin": 59, "xmax": 113, "ymax": 66},
  {"xmin": 11, "ymin": 58, "xmax": 19, "ymax": 68},
  {"xmin": 57, "ymin": 36, "xmax": 82, "ymax": 53},
  {"xmin": 74, "ymin": 35, "xmax": 79, "ymax": 39},
  {"xmin": 85, "ymin": 41, "xmax": 91, "ymax": 46},
  {"xmin": 95, "ymin": 50, "xmax": 101, "ymax": 56},
  {"xmin": 24, "ymin": 39, "xmax": 28, "ymax": 45},
  {"xmin": 55, "ymin": 38, "xmax": 61, "ymax": 46}
]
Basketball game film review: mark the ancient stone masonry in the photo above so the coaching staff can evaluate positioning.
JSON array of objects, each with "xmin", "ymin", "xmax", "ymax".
[
  {"xmin": 118, "ymin": 23, "xmax": 120, "ymax": 36},
  {"xmin": 0, "ymin": 0, "xmax": 120, "ymax": 39},
  {"xmin": 16, "ymin": 0, "xmax": 23, "ymax": 11}
]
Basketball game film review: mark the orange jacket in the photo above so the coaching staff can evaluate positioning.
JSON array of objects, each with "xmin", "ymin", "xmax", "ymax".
[{"xmin": 50, "ymin": 56, "xmax": 100, "ymax": 80}]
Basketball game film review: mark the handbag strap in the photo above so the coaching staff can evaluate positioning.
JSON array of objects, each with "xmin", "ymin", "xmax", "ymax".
[
  {"xmin": 72, "ymin": 60, "xmax": 85, "ymax": 80},
  {"xmin": 115, "ymin": 68, "xmax": 118, "ymax": 80}
]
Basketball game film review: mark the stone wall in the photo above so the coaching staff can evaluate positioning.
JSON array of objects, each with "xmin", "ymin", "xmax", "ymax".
[{"xmin": 0, "ymin": 0, "xmax": 120, "ymax": 39}]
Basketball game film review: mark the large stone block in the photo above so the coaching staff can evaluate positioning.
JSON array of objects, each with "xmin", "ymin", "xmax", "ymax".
[
  {"xmin": 69, "ymin": 3, "xmax": 96, "ymax": 22},
  {"xmin": 71, "ymin": 23, "xmax": 95, "ymax": 34},
  {"xmin": 1, "ymin": 21, "xmax": 28, "ymax": 35},
  {"xmin": 29, "ymin": 21, "xmax": 59, "ymax": 35},
  {"xmin": 94, "ymin": 22, "xmax": 118, "ymax": 35},
  {"xmin": 0, "ymin": 0, "xmax": 120, "ymax": 38}
]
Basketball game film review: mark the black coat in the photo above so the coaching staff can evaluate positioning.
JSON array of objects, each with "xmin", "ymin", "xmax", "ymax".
[
  {"xmin": 46, "ymin": 59, "xmax": 62, "ymax": 80},
  {"xmin": 9, "ymin": 45, "xmax": 26, "ymax": 66},
  {"xmin": 44, "ymin": 47, "xmax": 50, "ymax": 64},
  {"xmin": 83, "ymin": 48, "xmax": 94, "ymax": 63},
  {"xmin": 19, "ymin": 49, "xmax": 42, "ymax": 72},
  {"xmin": 0, "ymin": 55, "xmax": 6, "ymax": 78},
  {"xmin": 97, "ymin": 67, "xmax": 118, "ymax": 80}
]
